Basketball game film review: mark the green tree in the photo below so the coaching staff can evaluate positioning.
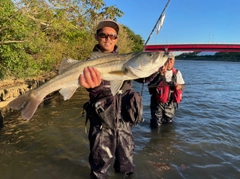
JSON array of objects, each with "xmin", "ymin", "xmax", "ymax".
[
  {"xmin": 0, "ymin": 0, "xmax": 144, "ymax": 80},
  {"xmin": 122, "ymin": 25, "xmax": 144, "ymax": 52},
  {"xmin": 0, "ymin": 0, "xmax": 41, "ymax": 79}
]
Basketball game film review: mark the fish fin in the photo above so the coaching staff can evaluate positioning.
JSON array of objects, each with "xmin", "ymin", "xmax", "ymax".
[
  {"xmin": 110, "ymin": 80, "xmax": 124, "ymax": 95},
  {"xmin": 8, "ymin": 91, "xmax": 42, "ymax": 120},
  {"xmin": 89, "ymin": 52, "xmax": 116, "ymax": 60},
  {"xmin": 59, "ymin": 86, "xmax": 78, "ymax": 100},
  {"xmin": 59, "ymin": 58, "xmax": 79, "ymax": 74}
]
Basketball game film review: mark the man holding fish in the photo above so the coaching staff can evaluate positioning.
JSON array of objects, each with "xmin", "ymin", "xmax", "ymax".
[
  {"xmin": 80, "ymin": 19, "xmax": 143, "ymax": 179},
  {"xmin": 8, "ymin": 19, "xmax": 168, "ymax": 179}
]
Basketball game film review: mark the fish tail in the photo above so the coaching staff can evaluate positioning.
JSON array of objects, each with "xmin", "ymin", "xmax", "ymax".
[{"xmin": 8, "ymin": 91, "xmax": 42, "ymax": 120}]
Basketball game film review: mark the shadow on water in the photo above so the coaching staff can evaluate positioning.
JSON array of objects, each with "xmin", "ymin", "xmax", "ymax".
[{"xmin": 132, "ymin": 122, "xmax": 180, "ymax": 179}]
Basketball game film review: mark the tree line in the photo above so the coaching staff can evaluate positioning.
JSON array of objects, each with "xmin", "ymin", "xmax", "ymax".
[
  {"xmin": 177, "ymin": 52, "xmax": 240, "ymax": 61},
  {"xmin": 0, "ymin": 0, "xmax": 144, "ymax": 80}
]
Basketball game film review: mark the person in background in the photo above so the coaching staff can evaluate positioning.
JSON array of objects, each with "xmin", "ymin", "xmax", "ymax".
[
  {"xmin": 148, "ymin": 53, "xmax": 185, "ymax": 128},
  {"xmin": 80, "ymin": 19, "xmax": 143, "ymax": 179}
]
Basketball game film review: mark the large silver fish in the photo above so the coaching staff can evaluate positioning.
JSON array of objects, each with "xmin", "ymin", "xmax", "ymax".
[{"xmin": 8, "ymin": 51, "xmax": 168, "ymax": 120}]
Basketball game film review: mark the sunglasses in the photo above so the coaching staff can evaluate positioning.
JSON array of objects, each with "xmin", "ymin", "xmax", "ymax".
[{"xmin": 98, "ymin": 33, "xmax": 118, "ymax": 40}]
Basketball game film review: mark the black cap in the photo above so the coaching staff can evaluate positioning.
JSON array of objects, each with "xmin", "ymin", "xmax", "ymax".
[{"xmin": 97, "ymin": 19, "xmax": 119, "ymax": 34}]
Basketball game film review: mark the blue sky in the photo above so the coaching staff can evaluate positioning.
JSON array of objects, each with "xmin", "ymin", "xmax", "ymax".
[{"xmin": 104, "ymin": 0, "xmax": 240, "ymax": 45}]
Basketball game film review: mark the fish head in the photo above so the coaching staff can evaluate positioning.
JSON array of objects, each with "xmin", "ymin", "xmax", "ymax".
[{"xmin": 124, "ymin": 52, "xmax": 168, "ymax": 78}]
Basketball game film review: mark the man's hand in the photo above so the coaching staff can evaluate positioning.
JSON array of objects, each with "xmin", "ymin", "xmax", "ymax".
[
  {"xmin": 175, "ymin": 84, "xmax": 182, "ymax": 90},
  {"xmin": 79, "ymin": 67, "xmax": 102, "ymax": 89}
]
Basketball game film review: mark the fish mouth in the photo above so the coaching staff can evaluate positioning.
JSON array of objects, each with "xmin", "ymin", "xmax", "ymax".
[{"xmin": 125, "ymin": 52, "xmax": 168, "ymax": 78}]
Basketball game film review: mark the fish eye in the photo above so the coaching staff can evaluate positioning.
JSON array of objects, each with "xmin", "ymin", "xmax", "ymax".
[{"xmin": 147, "ymin": 53, "xmax": 153, "ymax": 57}]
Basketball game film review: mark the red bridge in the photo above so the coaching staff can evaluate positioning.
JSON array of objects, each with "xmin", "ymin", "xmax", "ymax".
[{"xmin": 144, "ymin": 43, "xmax": 240, "ymax": 52}]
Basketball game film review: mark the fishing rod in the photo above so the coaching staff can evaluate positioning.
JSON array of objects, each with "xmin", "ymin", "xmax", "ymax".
[
  {"xmin": 143, "ymin": 0, "xmax": 171, "ymax": 48},
  {"xmin": 140, "ymin": 0, "xmax": 171, "ymax": 95},
  {"xmin": 144, "ymin": 81, "xmax": 237, "ymax": 88}
]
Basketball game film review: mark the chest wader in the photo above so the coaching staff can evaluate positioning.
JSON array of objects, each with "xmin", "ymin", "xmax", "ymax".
[{"xmin": 83, "ymin": 89, "xmax": 143, "ymax": 178}]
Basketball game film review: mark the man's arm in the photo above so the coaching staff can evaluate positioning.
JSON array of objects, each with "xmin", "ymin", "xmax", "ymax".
[
  {"xmin": 175, "ymin": 70, "xmax": 186, "ymax": 90},
  {"xmin": 134, "ymin": 71, "xmax": 159, "ymax": 83}
]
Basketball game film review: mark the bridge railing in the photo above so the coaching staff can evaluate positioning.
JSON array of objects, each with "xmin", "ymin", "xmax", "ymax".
[{"xmin": 144, "ymin": 43, "xmax": 240, "ymax": 52}]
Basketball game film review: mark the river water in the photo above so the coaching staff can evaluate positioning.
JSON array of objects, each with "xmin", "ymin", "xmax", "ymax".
[{"xmin": 1, "ymin": 59, "xmax": 240, "ymax": 179}]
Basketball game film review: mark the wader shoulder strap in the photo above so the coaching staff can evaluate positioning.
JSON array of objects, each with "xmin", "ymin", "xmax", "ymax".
[{"xmin": 172, "ymin": 68, "xmax": 178, "ymax": 83}]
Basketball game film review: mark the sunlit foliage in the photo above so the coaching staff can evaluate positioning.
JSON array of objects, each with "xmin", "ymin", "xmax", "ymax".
[{"xmin": 0, "ymin": 0, "xmax": 144, "ymax": 79}]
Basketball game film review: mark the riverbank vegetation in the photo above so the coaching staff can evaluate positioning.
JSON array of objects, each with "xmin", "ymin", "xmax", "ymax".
[
  {"xmin": 0, "ymin": 0, "xmax": 144, "ymax": 80},
  {"xmin": 177, "ymin": 52, "xmax": 240, "ymax": 61}
]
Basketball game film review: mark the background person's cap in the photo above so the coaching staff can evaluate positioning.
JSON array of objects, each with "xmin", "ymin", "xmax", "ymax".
[
  {"xmin": 168, "ymin": 52, "xmax": 175, "ymax": 59},
  {"xmin": 97, "ymin": 19, "xmax": 119, "ymax": 34}
]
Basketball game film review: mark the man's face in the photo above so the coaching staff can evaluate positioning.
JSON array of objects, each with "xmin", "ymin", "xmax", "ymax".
[
  {"xmin": 167, "ymin": 58, "xmax": 175, "ymax": 70},
  {"xmin": 95, "ymin": 27, "xmax": 118, "ymax": 53},
  {"xmin": 159, "ymin": 62, "xmax": 168, "ymax": 74}
]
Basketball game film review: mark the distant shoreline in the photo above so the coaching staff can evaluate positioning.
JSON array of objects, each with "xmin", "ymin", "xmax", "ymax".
[
  {"xmin": 176, "ymin": 57, "xmax": 240, "ymax": 62},
  {"xmin": 176, "ymin": 52, "xmax": 240, "ymax": 62}
]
